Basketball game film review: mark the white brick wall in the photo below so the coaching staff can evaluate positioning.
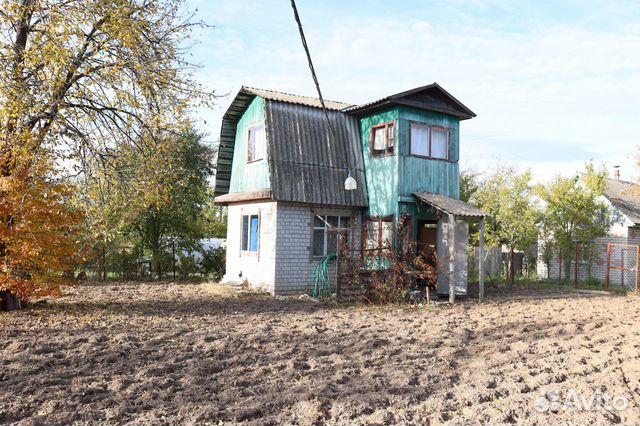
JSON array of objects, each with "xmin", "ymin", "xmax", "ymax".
[
  {"xmin": 221, "ymin": 201, "xmax": 278, "ymax": 293},
  {"xmin": 223, "ymin": 201, "xmax": 363, "ymax": 295}
]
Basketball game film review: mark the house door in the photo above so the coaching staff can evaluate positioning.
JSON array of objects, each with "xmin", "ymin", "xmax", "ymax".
[
  {"xmin": 417, "ymin": 220, "xmax": 438, "ymax": 260},
  {"xmin": 417, "ymin": 220, "xmax": 438, "ymax": 289}
]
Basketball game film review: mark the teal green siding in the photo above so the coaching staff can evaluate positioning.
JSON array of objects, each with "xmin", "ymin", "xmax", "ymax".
[
  {"xmin": 397, "ymin": 106, "xmax": 460, "ymax": 199},
  {"xmin": 360, "ymin": 106, "xmax": 462, "ymax": 224},
  {"xmin": 228, "ymin": 96, "xmax": 270, "ymax": 193},
  {"xmin": 360, "ymin": 109, "xmax": 400, "ymax": 217}
]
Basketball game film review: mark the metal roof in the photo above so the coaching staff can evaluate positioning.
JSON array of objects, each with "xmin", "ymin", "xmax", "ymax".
[
  {"xmin": 413, "ymin": 192, "xmax": 486, "ymax": 218},
  {"xmin": 605, "ymin": 178, "xmax": 640, "ymax": 224},
  {"xmin": 265, "ymin": 100, "xmax": 367, "ymax": 207},
  {"xmin": 344, "ymin": 83, "xmax": 476, "ymax": 120},
  {"xmin": 243, "ymin": 86, "xmax": 353, "ymax": 111}
]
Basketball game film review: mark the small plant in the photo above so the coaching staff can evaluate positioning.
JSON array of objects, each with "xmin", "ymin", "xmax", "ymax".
[{"xmin": 200, "ymin": 246, "xmax": 226, "ymax": 281}]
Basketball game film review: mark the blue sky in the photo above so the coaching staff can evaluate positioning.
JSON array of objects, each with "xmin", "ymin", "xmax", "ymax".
[{"xmin": 188, "ymin": 0, "xmax": 640, "ymax": 181}]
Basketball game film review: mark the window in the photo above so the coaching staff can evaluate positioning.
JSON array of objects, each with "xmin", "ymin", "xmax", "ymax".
[
  {"xmin": 247, "ymin": 123, "xmax": 265, "ymax": 163},
  {"xmin": 312, "ymin": 215, "xmax": 351, "ymax": 257},
  {"xmin": 370, "ymin": 121, "xmax": 395, "ymax": 157},
  {"xmin": 365, "ymin": 218, "xmax": 394, "ymax": 253},
  {"xmin": 241, "ymin": 214, "xmax": 259, "ymax": 253},
  {"xmin": 410, "ymin": 123, "xmax": 450, "ymax": 160}
]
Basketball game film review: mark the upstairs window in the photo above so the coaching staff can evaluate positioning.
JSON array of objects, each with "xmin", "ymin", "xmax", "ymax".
[
  {"xmin": 410, "ymin": 123, "xmax": 450, "ymax": 160},
  {"xmin": 370, "ymin": 121, "xmax": 395, "ymax": 157},
  {"xmin": 241, "ymin": 214, "xmax": 260, "ymax": 253},
  {"xmin": 247, "ymin": 123, "xmax": 265, "ymax": 163},
  {"xmin": 312, "ymin": 215, "xmax": 351, "ymax": 257}
]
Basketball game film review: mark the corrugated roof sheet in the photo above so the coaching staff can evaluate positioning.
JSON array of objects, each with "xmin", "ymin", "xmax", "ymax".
[
  {"xmin": 413, "ymin": 192, "xmax": 486, "ymax": 217},
  {"xmin": 243, "ymin": 86, "xmax": 353, "ymax": 111},
  {"xmin": 265, "ymin": 100, "xmax": 367, "ymax": 207},
  {"xmin": 605, "ymin": 178, "xmax": 640, "ymax": 224}
]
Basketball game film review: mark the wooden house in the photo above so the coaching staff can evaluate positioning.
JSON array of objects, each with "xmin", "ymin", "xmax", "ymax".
[{"xmin": 214, "ymin": 84, "xmax": 485, "ymax": 296}]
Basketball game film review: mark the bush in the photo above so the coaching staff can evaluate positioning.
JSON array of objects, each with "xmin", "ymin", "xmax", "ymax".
[
  {"xmin": 201, "ymin": 246, "xmax": 226, "ymax": 281},
  {"xmin": 177, "ymin": 253, "xmax": 200, "ymax": 279},
  {"xmin": 108, "ymin": 248, "xmax": 142, "ymax": 280}
]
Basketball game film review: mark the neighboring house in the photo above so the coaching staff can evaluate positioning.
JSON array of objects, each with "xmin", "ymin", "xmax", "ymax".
[
  {"xmin": 537, "ymin": 177, "xmax": 640, "ymax": 288},
  {"xmin": 214, "ymin": 84, "xmax": 485, "ymax": 296}
]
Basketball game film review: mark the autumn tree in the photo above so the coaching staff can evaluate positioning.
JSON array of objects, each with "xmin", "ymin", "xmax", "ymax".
[
  {"xmin": 472, "ymin": 165, "xmax": 540, "ymax": 284},
  {"xmin": 537, "ymin": 162, "xmax": 609, "ymax": 280},
  {"xmin": 0, "ymin": 0, "xmax": 213, "ymax": 308}
]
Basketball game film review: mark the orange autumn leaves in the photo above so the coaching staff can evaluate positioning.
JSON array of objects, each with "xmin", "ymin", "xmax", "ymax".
[{"xmin": 0, "ymin": 145, "xmax": 87, "ymax": 302}]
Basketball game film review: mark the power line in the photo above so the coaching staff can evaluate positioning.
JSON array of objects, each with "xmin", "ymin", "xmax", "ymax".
[{"xmin": 289, "ymin": 0, "xmax": 356, "ymax": 188}]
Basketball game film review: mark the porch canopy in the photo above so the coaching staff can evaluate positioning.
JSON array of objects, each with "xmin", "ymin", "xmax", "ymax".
[
  {"xmin": 412, "ymin": 192, "xmax": 486, "ymax": 219},
  {"xmin": 412, "ymin": 192, "xmax": 488, "ymax": 303}
]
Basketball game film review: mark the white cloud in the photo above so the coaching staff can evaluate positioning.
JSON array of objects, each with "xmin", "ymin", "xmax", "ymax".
[{"xmin": 193, "ymin": 9, "xmax": 640, "ymax": 182}]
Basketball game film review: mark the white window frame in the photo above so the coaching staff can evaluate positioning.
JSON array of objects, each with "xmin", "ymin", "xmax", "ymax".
[
  {"xmin": 312, "ymin": 215, "xmax": 351, "ymax": 258},
  {"xmin": 241, "ymin": 213, "xmax": 260, "ymax": 254},
  {"xmin": 247, "ymin": 122, "xmax": 265, "ymax": 163}
]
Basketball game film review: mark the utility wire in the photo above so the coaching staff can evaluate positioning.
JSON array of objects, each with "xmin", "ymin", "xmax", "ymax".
[{"xmin": 290, "ymin": 0, "xmax": 354, "ymax": 175}]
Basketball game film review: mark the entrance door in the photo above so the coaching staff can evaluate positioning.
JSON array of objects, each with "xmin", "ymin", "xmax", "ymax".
[
  {"xmin": 417, "ymin": 220, "xmax": 438, "ymax": 260},
  {"xmin": 417, "ymin": 220, "xmax": 438, "ymax": 290}
]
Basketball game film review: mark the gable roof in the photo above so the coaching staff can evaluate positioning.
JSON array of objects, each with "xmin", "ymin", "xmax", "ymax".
[
  {"xmin": 344, "ymin": 83, "xmax": 476, "ymax": 120},
  {"xmin": 214, "ymin": 83, "xmax": 474, "ymax": 207},
  {"xmin": 604, "ymin": 178, "xmax": 640, "ymax": 224},
  {"xmin": 214, "ymin": 86, "xmax": 367, "ymax": 207}
]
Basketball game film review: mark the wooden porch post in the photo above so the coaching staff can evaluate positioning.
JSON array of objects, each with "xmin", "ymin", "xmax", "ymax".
[
  {"xmin": 479, "ymin": 218, "xmax": 485, "ymax": 303},
  {"xmin": 448, "ymin": 213, "xmax": 456, "ymax": 304}
]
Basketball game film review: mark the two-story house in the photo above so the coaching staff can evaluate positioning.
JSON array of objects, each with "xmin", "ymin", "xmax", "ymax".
[{"xmin": 214, "ymin": 84, "xmax": 485, "ymax": 296}]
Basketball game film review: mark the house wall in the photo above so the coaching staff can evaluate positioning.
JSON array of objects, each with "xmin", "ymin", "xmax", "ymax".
[
  {"xmin": 397, "ymin": 106, "xmax": 460, "ymax": 199},
  {"xmin": 359, "ymin": 106, "xmax": 462, "ymax": 218},
  {"xmin": 274, "ymin": 203, "xmax": 363, "ymax": 295},
  {"xmin": 359, "ymin": 109, "xmax": 400, "ymax": 217},
  {"xmin": 223, "ymin": 201, "xmax": 363, "ymax": 295},
  {"xmin": 222, "ymin": 201, "xmax": 278, "ymax": 293},
  {"xmin": 228, "ymin": 96, "xmax": 271, "ymax": 194},
  {"xmin": 436, "ymin": 217, "xmax": 469, "ymax": 295}
]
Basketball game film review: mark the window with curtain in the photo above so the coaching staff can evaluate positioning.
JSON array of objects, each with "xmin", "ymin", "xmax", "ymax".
[
  {"xmin": 370, "ymin": 121, "xmax": 395, "ymax": 157},
  {"xmin": 410, "ymin": 123, "xmax": 450, "ymax": 160},
  {"xmin": 247, "ymin": 123, "xmax": 265, "ymax": 163},
  {"xmin": 312, "ymin": 215, "xmax": 351, "ymax": 257},
  {"xmin": 241, "ymin": 214, "xmax": 259, "ymax": 253}
]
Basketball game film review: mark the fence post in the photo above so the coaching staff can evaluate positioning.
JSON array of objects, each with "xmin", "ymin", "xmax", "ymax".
[
  {"xmin": 606, "ymin": 243, "xmax": 611, "ymax": 290},
  {"xmin": 574, "ymin": 242, "xmax": 580, "ymax": 289},
  {"xmin": 448, "ymin": 213, "xmax": 455, "ymax": 304},
  {"xmin": 636, "ymin": 245, "xmax": 640, "ymax": 293},
  {"xmin": 479, "ymin": 218, "xmax": 485, "ymax": 303}
]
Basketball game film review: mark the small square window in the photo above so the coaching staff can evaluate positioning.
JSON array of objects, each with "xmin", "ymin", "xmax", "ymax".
[{"xmin": 371, "ymin": 122, "xmax": 395, "ymax": 157}]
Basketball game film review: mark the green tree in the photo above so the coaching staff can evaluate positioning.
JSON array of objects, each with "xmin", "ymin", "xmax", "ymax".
[
  {"xmin": 0, "ymin": 0, "xmax": 213, "ymax": 306},
  {"xmin": 537, "ymin": 162, "xmax": 609, "ymax": 280},
  {"xmin": 473, "ymin": 165, "xmax": 540, "ymax": 284},
  {"xmin": 126, "ymin": 130, "xmax": 215, "ymax": 279},
  {"xmin": 199, "ymin": 196, "xmax": 228, "ymax": 238}
]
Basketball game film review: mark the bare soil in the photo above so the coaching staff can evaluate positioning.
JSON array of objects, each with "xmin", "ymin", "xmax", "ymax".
[{"xmin": 1, "ymin": 282, "xmax": 640, "ymax": 425}]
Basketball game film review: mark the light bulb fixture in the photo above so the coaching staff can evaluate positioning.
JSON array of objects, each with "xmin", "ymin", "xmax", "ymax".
[{"xmin": 344, "ymin": 170, "xmax": 357, "ymax": 191}]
